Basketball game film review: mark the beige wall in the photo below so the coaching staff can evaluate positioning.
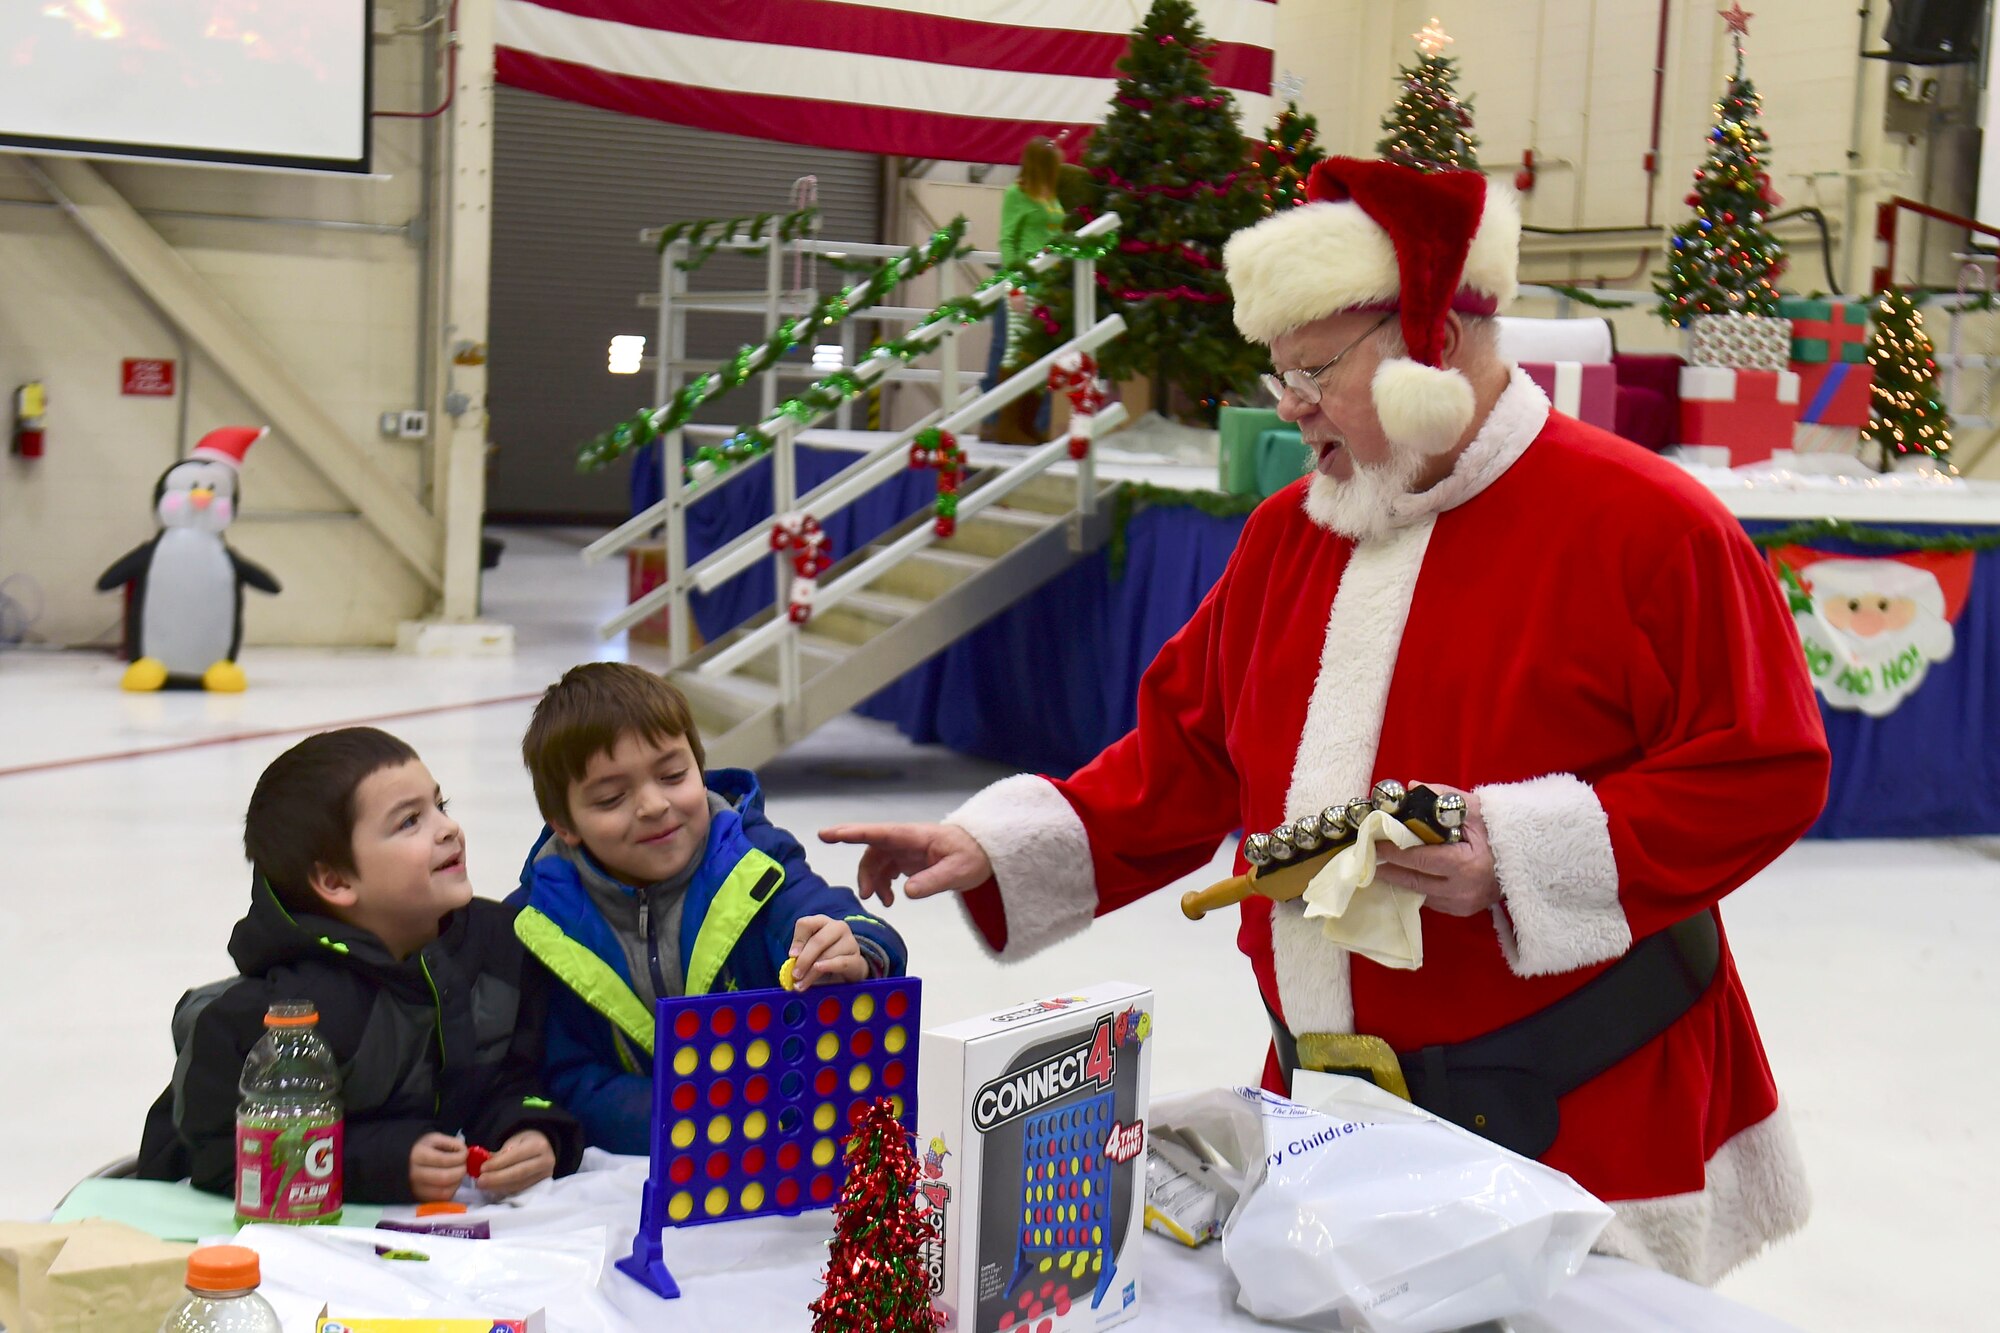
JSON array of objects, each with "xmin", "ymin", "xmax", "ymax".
[{"xmin": 0, "ymin": 0, "xmax": 446, "ymax": 648}]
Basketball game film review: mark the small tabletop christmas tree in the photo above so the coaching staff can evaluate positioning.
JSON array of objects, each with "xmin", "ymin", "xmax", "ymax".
[
  {"xmin": 1077, "ymin": 0, "xmax": 1266, "ymax": 421},
  {"xmin": 1656, "ymin": 4, "xmax": 1785, "ymax": 326},
  {"xmin": 1376, "ymin": 17, "xmax": 1481, "ymax": 172},
  {"xmin": 1864, "ymin": 288, "xmax": 1953, "ymax": 470},
  {"xmin": 809, "ymin": 1098, "xmax": 940, "ymax": 1333},
  {"xmin": 1252, "ymin": 99, "xmax": 1326, "ymax": 214}
]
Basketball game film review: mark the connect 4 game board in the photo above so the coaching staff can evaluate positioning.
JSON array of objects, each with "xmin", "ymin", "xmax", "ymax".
[
  {"xmin": 917, "ymin": 982, "xmax": 1152, "ymax": 1333},
  {"xmin": 619, "ymin": 976, "xmax": 922, "ymax": 1299}
]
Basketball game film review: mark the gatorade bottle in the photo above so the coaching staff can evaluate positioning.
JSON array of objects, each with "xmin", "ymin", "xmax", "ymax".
[
  {"xmin": 234, "ymin": 1001, "xmax": 343, "ymax": 1225},
  {"xmin": 159, "ymin": 1246, "xmax": 282, "ymax": 1332}
]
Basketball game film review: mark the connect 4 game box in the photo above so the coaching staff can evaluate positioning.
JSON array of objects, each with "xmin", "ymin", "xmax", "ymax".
[{"xmin": 916, "ymin": 982, "xmax": 1152, "ymax": 1333}]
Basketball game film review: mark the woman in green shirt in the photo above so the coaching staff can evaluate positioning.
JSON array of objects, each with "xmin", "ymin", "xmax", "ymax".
[{"xmin": 986, "ymin": 137, "xmax": 1063, "ymax": 443}]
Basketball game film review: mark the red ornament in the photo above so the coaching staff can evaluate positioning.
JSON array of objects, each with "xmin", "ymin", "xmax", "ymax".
[{"xmin": 770, "ymin": 513, "xmax": 831, "ymax": 624}]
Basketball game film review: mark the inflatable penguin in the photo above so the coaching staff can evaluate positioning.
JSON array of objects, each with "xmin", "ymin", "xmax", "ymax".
[{"xmin": 96, "ymin": 427, "xmax": 280, "ymax": 692}]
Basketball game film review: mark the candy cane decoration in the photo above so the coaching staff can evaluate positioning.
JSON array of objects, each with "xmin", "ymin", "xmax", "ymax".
[
  {"xmin": 770, "ymin": 512, "xmax": 831, "ymax": 623},
  {"xmin": 1048, "ymin": 351, "xmax": 1109, "ymax": 460},
  {"xmin": 909, "ymin": 428, "xmax": 965, "ymax": 537}
]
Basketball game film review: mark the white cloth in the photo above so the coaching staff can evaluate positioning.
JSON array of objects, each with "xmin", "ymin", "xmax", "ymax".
[{"xmin": 1300, "ymin": 810, "xmax": 1427, "ymax": 970}]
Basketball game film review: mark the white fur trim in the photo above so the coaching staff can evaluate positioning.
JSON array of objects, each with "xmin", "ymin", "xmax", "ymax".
[
  {"xmin": 1225, "ymin": 187, "xmax": 1522, "ymax": 343},
  {"xmin": 1479, "ymin": 773, "xmax": 1631, "ymax": 977},
  {"xmin": 943, "ymin": 773, "xmax": 1096, "ymax": 961},
  {"xmin": 1271, "ymin": 520, "xmax": 1436, "ymax": 1033},
  {"xmin": 1371, "ymin": 360, "xmax": 1476, "ymax": 455},
  {"xmin": 1593, "ymin": 1105, "xmax": 1812, "ymax": 1285}
]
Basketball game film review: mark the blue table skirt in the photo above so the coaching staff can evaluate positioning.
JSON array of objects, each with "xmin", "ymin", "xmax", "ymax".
[{"xmin": 636, "ymin": 447, "xmax": 1999, "ymax": 837}]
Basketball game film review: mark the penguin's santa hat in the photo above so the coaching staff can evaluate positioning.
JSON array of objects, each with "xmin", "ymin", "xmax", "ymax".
[
  {"xmin": 187, "ymin": 426, "xmax": 268, "ymax": 470},
  {"xmin": 1223, "ymin": 157, "xmax": 1521, "ymax": 455}
]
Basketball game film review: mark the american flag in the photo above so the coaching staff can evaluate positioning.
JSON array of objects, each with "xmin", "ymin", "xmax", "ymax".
[{"xmin": 495, "ymin": 0, "xmax": 1278, "ymax": 165}]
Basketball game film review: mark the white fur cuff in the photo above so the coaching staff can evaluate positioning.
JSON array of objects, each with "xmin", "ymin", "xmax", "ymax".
[
  {"xmin": 944, "ymin": 774, "xmax": 1097, "ymax": 961},
  {"xmin": 1478, "ymin": 773, "xmax": 1631, "ymax": 976}
]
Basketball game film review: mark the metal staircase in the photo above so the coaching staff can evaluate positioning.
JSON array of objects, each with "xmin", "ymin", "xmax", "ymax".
[{"xmin": 580, "ymin": 212, "xmax": 1130, "ymax": 768}]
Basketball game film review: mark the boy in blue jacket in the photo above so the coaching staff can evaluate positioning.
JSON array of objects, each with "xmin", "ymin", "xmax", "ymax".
[{"xmin": 511, "ymin": 663, "xmax": 907, "ymax": 1154}]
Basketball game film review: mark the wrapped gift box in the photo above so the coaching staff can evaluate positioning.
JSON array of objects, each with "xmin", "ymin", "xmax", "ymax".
[
  {"xmin": 1793, "ymin": 360, "xmax": 1873, "ymax": 427},
  {"xmin": 1777, "ymin": 297, "xmax": 1870, "ymax": 364},
  {"xmin": 1519, "ymin": 360, "xmax": 1618, "ymax": 431},
  {"xmin": 1688, "ymin": 313, "xmax": 1793, "ymax": 371},
  {"xmin": 1678, "ymin": 365, "xmax": 1800, "ymax": 466}
]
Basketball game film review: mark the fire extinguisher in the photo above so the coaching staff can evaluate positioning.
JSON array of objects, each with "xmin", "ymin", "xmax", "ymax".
[{"xmin": 12, "ymin": 382, "xmax": 45, "ymax": 458}]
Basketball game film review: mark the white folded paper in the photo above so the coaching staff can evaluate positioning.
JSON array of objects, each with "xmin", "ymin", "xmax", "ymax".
[{"xmin": 1300, "ymin": 809, "xmax": 1427, "ymax": 969}]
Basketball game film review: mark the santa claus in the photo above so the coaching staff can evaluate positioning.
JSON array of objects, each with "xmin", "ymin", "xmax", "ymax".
[{"xmin": 822, "ymin": 158, "xmax": 1830, "ymax": 1285}]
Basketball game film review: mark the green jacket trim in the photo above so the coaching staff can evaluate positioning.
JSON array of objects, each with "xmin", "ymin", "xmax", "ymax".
[
  {"xmin": 686, "ymin": 848, "xmax": 784, "ymax": 997},
  {"xmin": 515, "ymin": 907, "xmax": 656, "ymax": 1059}
]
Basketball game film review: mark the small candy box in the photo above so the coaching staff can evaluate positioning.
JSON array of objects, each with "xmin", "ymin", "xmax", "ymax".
[
  {"xmin": 916, "ymin": 982, "xmax": 1153, "ymax": 1333},
  {"xmin": 315, "ymin": 1314, "xmax": 543, "ymax": 1332}
]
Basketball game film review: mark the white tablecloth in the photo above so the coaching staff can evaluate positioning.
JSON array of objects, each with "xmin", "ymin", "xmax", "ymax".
[{"xmin": 230, "ymin": 1153, "xmax": 1800, "ymax": 1333}]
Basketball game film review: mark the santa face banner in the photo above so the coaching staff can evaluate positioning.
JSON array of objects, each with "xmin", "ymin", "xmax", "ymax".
[{"xmin": 1766, "ymin": 547, "xmax": 1973, "ymax": 716}]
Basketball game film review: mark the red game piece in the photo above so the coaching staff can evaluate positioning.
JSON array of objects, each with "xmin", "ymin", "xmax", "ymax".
[
  {"xmin": 465, "ymin": 1145, "xmax": 490, "ymax": 1180},
  {"xmin": 674, "ymin": 1010, "xmax": 701, "ymax": 1041}
]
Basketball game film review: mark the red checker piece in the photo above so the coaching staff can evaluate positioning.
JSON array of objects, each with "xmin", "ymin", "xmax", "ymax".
[
  {"xmin": 817, "ymin": 997, "xmax": 841, "ymax": 1025},
  {"xmin": 848, "ymin": 1100, "xmax": 868, "ymax": 1126},
  {"xmin": 707, "ymin": 1079, "xmax": 733, "ymax": 1108},
  {"xmin": 710, "ymin": 1006, "xmax": 736, "ymax": 1037},
  {"xmin": 1041, "ymin": 1282, "xmax": 1055, "ymax": 1298},
  {"xmin": 742, "ymin": 1145, "xmax": 767, "ymax": 1174},
  {"xmin": 776, "ymin": 1178, "xmax": 800, "ymax": 1208},
  {"xmin": 998, "ymin": 1316, "xmax": 1015, "ymax": 1331},
  {"xmin": 1017, "ymin": 1292, "xmax": 1034, "ymax": 1310},
  {"xmin": 671, "ymin": 1083, "xmax": 696, "ymax": 1113},
  {"xmin": 668, "ymin": 1158, "xmax": 694, "ymax": 1185},
  {"xmin": 884, "ymin": 1060, "xmax": 905, "ymax": 1088},
  {"xmin": 1054, "ymin": 1291, "xmax": 1071, "ymax": 1316},
  {"xmin": 810, "ymin": 1173, "xmax": 834, "ymax": 1203},
  {"xmin": 706, "ymin": 1151, "xmax": 730, "ymax": 1180},
  {"xmin": 673, "ymin": 1011, "xmax": 701, "ymax": 1041},
  {"xmin": 777, "ymin": 1143, "xmax": 802, "ymax": 1172},
  {"xmin": 745, "ymin": 1074, "xmax": 770, "ymax": 1103},
  {"xmin": 1037, "ymin": 1321, "xmax": 1053, "ymax": 1333},
  {"xmin": 886, "ymin": 990, "xmax": 908, "ymax": 1019},
  {"xmin": 747, "ymin": 1003, "xmax": 772, "ymax": 1033},
  {"xmin": 850, "ymin": 1029, "xmax": 874, "ymax": 1058},
  {"xmin": 814, "ymin": 1068, "xmax": 837, "ymax": 1097}
]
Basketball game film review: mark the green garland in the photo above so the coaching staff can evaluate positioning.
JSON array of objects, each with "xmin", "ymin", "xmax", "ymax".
[
  {"xmin": 1746, "ymin": 518, "xmax": 2000, "ymax": 553},
  {"xmin": 1107, "ymin": 482, "xmax": 1261, "ymax": 576},
  {"xmin": 1540, "ymin": 284, "xmax": 1639, "ymax": 310},
  {"xmin": 653, "ymin": 206, "xmax": 820, "ymax": 270}
]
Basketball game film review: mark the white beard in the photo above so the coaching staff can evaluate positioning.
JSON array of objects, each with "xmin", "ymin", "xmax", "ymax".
[{"xmin": 1301, "ymin": 445, "xmax": 1428, "ymax": 542}]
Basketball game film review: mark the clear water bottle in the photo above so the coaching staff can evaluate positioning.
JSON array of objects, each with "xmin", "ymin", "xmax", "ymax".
[
  {"xmin": 160, "ymin": 1246, "xmax": 282, "ymax": 1332},
  {"xmin": 235, "ymin": 1001, "xmax": 343, "ymax": 1225}
]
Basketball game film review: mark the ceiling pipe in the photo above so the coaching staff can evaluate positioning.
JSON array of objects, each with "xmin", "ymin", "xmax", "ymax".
[{"xmin": 1644, "ymin": 0, "xmax": 1672, "ymax": 227}]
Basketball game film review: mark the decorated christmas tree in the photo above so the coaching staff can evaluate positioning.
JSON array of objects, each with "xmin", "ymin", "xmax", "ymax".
[
  {"xmin": 808, "ymin": 1099, "xmax": 939, "ymax": 1333},
  {"xmin": 1251, "ymin": 100, "xmax": 1326, "ymax": 213},
  {"xmin": 1077, "ymin": 0, "xmax": 1266, "ymax": 421},
  {"xmin": 1864, "ymin": 288, "xmax": 1953, "ymax": 469},
  {"xmin": 1375, "ymin": 18, "xmax": 1481, "ymax": 172},
  {"xmin": 1656, "ymin": 5, "xmax": 1785, "ymax": 326}
]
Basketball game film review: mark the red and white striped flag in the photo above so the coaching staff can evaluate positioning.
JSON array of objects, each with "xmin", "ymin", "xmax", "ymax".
[{"xmin": 495, "ymin": 1, "xmax": 1278, "ymax": 165}]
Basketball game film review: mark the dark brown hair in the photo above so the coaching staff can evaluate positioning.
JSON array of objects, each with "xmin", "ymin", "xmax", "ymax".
[
  {"xmin": 245, "ymin": 727, "xmax": 420, "ymax": 917},
  {"xmin": 522, "ymin": 663, "xmax": 706, "ymax": 828},
  {"xmin": 1019, "ymin": 136, "xmax": 1061, "ymax": 202}
]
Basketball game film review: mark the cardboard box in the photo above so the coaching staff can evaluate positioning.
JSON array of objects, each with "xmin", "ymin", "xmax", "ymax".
[
  {"xmin": 1518, "ymin": 360, "xmax": 1617, "ymax": 431},
  {"xmin": 1777, "ymin": 297, "xmax": 1870, "ymax": 365},
  {"xmin": 1678, "ymin": 365, "xmax": 1801, "ymax": 466},
  {"xmin": 916, "ymin": 983, "xmax": 1153, "ymax": 1333},
  {"xmin": 0, "ymin": 1219, "xmax": 191, "ymax": 1333},
  {"xmin": 316, "ymin": 1312, "xmax": 544, "ymax": 1333}
]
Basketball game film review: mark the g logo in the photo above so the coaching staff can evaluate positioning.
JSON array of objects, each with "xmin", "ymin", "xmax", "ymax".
[{"xmin": 305, "ymin": 1136, "xmax": 337, "ymax": 1180}]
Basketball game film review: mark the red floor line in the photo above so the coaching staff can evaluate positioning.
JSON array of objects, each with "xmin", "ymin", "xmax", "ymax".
[{"xmin": 0, "ymin": 690, "xmax": 546, "ymax": 779}]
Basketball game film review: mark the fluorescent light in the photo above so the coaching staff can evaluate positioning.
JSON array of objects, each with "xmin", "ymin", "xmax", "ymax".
[{"xmin": 607, "ymin": 335, "xmax": 646, "ymax": 375}]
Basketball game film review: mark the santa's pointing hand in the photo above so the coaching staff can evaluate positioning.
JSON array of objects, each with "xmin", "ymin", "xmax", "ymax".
[{"xmin": 1368, "ymin": 785, "xmax": 1500, "ymax": 916}]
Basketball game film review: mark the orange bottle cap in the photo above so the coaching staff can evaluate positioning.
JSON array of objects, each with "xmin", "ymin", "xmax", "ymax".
[
  {"xmin": 264, "ymin": 1002, "xmax": 318, "ymax": 1028},
  {"xmin": 415, "ymin": 1202, "xmax": 468, "ymax": 1217},
  {"xmin": 186, "ymin": 1245, "xmax": 260, "ymax": 1292}
]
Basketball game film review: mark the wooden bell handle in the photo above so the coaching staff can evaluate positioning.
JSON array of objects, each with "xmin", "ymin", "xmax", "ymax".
[{"xmin": 1181, "ymin": 874, "xmax": 1254, "ymax": 921}]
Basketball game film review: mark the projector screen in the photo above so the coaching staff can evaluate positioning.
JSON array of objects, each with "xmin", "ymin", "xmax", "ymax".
[{"xmin": 0, "ymin": 2, "xmax": 371, "ymax": 172}]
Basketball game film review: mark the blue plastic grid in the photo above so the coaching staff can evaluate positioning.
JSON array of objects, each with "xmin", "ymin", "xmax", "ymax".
[{"xmin": 1003, "ymin": 1088, "xmax": 1117, "ymax": 1310}]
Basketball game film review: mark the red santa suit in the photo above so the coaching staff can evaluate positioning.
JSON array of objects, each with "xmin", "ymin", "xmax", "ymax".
[{"xmin": 944, "ymin": 365, "xmax": 1830, "ymax": 1284}]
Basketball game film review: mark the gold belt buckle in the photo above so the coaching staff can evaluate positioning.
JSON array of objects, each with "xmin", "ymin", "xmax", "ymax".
[{"xmin": 1295, "ymin": 1032, "xmax": 1412, "ymax": 1102}]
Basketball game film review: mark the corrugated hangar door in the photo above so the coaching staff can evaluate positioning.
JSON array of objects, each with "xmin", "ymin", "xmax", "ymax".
[{"xmin": 487, "ymin": 87, "xmax": 882, "ymax": 521}]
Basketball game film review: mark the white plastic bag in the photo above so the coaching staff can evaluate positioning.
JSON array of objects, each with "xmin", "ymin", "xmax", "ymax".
[{"xmin": 1152, "ymin": 1078, "xmax": 1612, "ymax": 1333}]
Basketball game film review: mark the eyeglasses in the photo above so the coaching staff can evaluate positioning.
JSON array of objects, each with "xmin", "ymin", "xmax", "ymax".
[{"xmin": 1260, "ymin": 315, "xmax": 1394, "ymax": 407}]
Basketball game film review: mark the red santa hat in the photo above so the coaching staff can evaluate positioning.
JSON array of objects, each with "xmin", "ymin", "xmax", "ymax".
[
  {"xmin": 189, "ymin": 426, "xmax": 268, "ymax": 469},
  {"xmin": 1222, "ymin": 157, "xmax": 1520, "ymax": 455}
]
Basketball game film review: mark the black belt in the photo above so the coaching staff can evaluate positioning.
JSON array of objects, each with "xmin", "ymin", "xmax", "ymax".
[{"xmin": 1269, "ymin": 910, "xmax": 1721, "ymax": 1158}]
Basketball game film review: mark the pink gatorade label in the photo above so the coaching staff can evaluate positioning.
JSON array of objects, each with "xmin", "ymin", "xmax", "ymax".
[{"xmin": 235, "ymin": 1118, "xmax": 343, "ymax": 1222}]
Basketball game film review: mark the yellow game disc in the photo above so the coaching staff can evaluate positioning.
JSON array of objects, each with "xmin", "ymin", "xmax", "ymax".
[
  {"xmin": 849, "ymin": 1063, "xmax": 872, "ymax": 1093},
  {"xmin": 890, "ymin": 1095, "xmax": 904, "ymax": 1118},
  {"xmin": 816, "ymin": 1032, "xmax": 840, "ymax": 1061},
  {"xmin": 705, "ymin": 1187, "xmax": 728, "ymax": 1217},
  {"xmin": 740, "ymin": 1182, "xmax": 765, "ymax": 1210},
  {"xmin": 747, "ymin": 1038, "xmax": 771, "ymax": 1068},
  {"xmin": 670, "ymin": 1119, "xmax": 695, "ymax": 1149},
  {"xmin": 668, "ymin": 1191, "xmax": 693, "ymax": 1222},
  {"xmin": 710, "ymin": 1043, "xmax": 734, "ymax": 1073},
  {"xmin": 778, "ymin": 958, "xmax": 796, "ymax": 990},
  {"xmin": 814, "ymin": 1102, "xmax": 836, "ymax": 1132},
  {"xmin": 1038, "ymin": 1256, "xmax": 1052, "ymax": 1272},
  {"xmin": 707, "ymin": 1114, "xmax": 731, "ymax": 1144},
  {"xmin": 1082, "ymin": 1180, "xmax": 1091, "ymax": 1197},
  {"xmin": 883, "ymin": 1025, "xmax": 907, "ymax": 1053},
  {"xmin": 851, "ymin": 994, "xmax": 875, "ymax": 1023},
  {"xmin": 673, "ymin": 1046, "xmax": 698, "ymax": 1077},
  {"xmin": 745, "ymin": 1110, "xmax": 768, "ymax": 1140},
  {"xmin": 812, "ymin": 1137, "xmax": 835, "ymax": 1167},
  {"xmin": 1092, "ymin": 1226, "xmax": 1102, "ymax": 1244},
  {"xmin": 1091, "ymin": 1254, "xmax": 1102, "ymax": 1272}
]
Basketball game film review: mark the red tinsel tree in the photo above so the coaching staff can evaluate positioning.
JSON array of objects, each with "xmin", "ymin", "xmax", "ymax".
[{"xmin": 809, "ymin": 1099, "xmax": 941, "ymax": 1333}]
